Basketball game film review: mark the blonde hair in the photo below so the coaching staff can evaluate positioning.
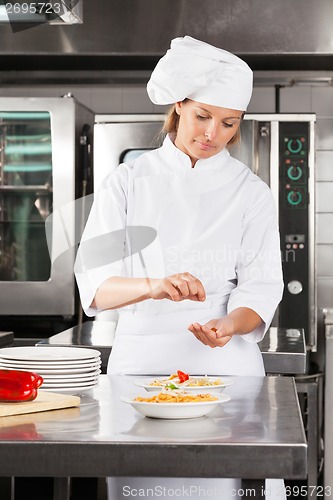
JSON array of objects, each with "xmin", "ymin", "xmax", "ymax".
[{"xmin": 161, "ymin": 101, "xmax": 244, "ymax": 148}]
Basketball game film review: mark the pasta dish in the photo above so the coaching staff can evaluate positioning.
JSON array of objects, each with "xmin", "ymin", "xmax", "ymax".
[{"xmin": 134, "ymin": 390, "xmax": 218, "ymax": 403}]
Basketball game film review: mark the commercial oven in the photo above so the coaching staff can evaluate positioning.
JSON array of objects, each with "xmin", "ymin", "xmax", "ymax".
[
  {"xmin": 94, "ymin": 113, "xmax": 316, "ymax": 350},
  {"xmin": 0, "ymin": 96, "xmax": 94, "ymax": 320}
]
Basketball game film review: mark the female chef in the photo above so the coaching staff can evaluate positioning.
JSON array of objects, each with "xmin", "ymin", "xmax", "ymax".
[{"xmin": 75, "ymin": 36, "xmax": 285, "ymax": 499}]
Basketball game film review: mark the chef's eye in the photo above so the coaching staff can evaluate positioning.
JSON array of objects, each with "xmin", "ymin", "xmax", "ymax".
[
  {"xmin": 223, "ymin": 122, "xmax": 234, "ymax": 128},
  {"xmin": 196, "ymin": 114, "xmax": 209, "ymax": 120}
]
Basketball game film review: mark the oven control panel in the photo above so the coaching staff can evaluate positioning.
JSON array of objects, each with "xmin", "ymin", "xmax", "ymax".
[{"xmin": 279, "ymin": 122, "xmax": 310, "ymax": 338}]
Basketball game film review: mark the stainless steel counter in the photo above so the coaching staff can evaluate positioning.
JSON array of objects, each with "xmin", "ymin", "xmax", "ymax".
[
  {"xmin": 0, "ymin": 374, "xmax": 307, "ymax": 498},
  {"xmin": 37, "ymin": 322, "xmax": 307, "ymax": 375},
  {"xmin": 258, "ymin": 326, "xmax": 307, "ymax": 374}
]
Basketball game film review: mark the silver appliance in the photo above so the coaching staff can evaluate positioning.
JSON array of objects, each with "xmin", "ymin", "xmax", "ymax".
[
  {"xmin": 94, "ymin": 113, "xmax": 316, "ymax": 349},
  {"xmin": 0, "ymin": 96, "xmax": 94, "ymax": 318}
]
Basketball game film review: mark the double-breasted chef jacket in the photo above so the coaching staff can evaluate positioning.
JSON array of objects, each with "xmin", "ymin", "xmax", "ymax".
[{"xmin": 75, "ymin": 134, "xmax": 284, "ymax": 377}]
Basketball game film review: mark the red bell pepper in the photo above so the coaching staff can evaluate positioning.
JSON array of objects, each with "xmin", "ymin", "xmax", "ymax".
[
  {"xmin": 177, "ymin": 370, "xmax": 189, "ymax": 383},
  {"xmin": 0, "ymin": 370, "xmax": 43, "ymax": 402}
]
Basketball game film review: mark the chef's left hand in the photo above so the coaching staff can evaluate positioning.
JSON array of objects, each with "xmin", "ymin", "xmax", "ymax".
[
  {"xmin": 188, "ymin": 307, "xmax": 263, "ymax": 348},
  {"xmin": 187, "ymin": 317, "xmax": 234, "ymax": 348}
]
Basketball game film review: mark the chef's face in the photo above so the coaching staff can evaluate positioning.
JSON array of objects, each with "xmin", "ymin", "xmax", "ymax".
[{"xmin": 174, "ymin": 99, "xmax": 243, "ymax": 166}]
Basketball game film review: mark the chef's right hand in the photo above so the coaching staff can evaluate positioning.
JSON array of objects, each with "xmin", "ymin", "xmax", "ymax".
[{"xmin": 149, "ymin": 273, "xmax": 206, "ymax": 302}]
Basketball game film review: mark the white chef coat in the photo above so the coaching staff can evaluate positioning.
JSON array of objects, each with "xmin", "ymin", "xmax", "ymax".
[
  {"xmin": 75, "ymin": 134, "xmax": 285, "ymax": 500},
  {"xmin": 75, "ymin": 134, "xmax": 283, "ymax": 376}
]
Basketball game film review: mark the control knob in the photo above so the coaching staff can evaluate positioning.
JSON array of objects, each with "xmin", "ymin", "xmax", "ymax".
[{"xmin": 287, "ymin": 280, "xmax": 303, "ymax": 295}]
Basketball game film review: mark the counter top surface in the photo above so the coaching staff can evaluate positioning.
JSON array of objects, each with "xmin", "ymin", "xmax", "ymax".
[
  {"xmin": 37, "ymin": 321, "xmax": 307, "ymax": 374},
  {"xmin": 0, "ymin": 374, "xmax": 307, "ymax": 480}
]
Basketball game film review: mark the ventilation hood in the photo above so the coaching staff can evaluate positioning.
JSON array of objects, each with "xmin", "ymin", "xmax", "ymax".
[{"xmin": 1, "ymin": 0, "xmax": 333, "ymax": 73}]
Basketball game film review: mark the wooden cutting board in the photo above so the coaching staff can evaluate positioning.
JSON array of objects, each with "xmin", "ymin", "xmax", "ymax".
[
  {"xmin": 0, "ymin": 391, "xmax": 80, "ymax": 418},
  {"xmin": 0, "ymin": 406, "xmax": 80, "ymax": 428}
]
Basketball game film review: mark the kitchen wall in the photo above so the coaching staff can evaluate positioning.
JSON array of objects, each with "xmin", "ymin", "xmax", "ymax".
[{"xmin": 1, "ymin": 73, "xmax": 332, "ymax": 351}]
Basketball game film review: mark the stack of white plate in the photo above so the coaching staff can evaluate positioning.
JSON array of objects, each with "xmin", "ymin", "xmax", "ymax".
[{"xmin": 0, "ymin": 346, "xmax": 101, "ymax": 393}]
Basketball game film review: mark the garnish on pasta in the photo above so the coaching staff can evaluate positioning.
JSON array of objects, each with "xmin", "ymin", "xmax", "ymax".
[{"xmin": 149, "ymin": 371, "xmax": 223, "ymax": 388}]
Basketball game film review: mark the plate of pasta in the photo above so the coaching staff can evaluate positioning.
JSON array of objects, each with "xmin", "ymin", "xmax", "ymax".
[
  {"xmin": 135, "ymin": 371, "xmax": 233, "ymax": 393},
  {"xmin": 122, "ymin": 389, "xmax": 231, "ymax": 419}
]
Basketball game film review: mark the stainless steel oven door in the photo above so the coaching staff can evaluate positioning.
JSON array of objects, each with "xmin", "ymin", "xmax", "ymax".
[
  {"xmin": 94, "ymin": 115, "xmax": 164, "ymax": 191},
  {"xmin": 0, "ymin": 97, "xmax": 79, "ymax": 316}
]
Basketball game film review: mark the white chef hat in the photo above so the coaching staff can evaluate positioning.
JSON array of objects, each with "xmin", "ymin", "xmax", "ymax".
[{"xmin": 147, "ymin": 36, "xmax": 253, "ymax": 111}]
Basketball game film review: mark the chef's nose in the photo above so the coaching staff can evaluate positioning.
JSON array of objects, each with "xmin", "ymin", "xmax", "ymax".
[{"xmin": 204, "ymin": 122, "xmax": 218, "ymax": 141}]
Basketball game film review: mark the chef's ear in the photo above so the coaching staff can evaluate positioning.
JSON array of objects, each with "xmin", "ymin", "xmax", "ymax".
[{"xmin": 175, "ymin": 102, "xmax": 182, "ymax": 115}]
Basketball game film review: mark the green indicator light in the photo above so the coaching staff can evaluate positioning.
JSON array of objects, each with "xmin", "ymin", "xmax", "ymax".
[
  {"xmin": 287, "ymin": 166, "xmax": 302, "ymax": 181},
  {"xmin": 287, "ymin": 190, "xmax": 302, "ymax": 206},
  {"xmin": 287, "ymin": 139, "xmax": 303, "ymax": 154}
]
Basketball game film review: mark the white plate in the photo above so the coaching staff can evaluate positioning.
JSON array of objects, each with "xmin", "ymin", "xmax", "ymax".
[
  {"xmin": 41, "ymin": 383, "xmax": 99, "ymax": 394},
  {"xmin": 41, "ymin": 379, "xmax": 99, "ymax": 388},
  {"xmin": 0, "ymin": 346, "xmax": 101, "ymax": 362},
  {"xmin": 0, "ymin": 358, "xmax": 101, "ymax": 367},
  {"xmin": 41, "ymin": 381, "xmax": 98, "ymax": 388},
  {"xmin": 41, "ymin": 375, "xmax": 100, "ymax": 385},
  {"xmin": 0, "ymin": 362, "xmax": 101, "ymax": 374},
  {"xmin": 37, "ymin": 371, "xmax": 101, "ymax": 381},
  {"xmin": 122, "ymin": 393, "xmax": 230, "ymax": 419},
  {"xmin": 135, "ymin": 376, "xmax": 233, "ymax": 393}
]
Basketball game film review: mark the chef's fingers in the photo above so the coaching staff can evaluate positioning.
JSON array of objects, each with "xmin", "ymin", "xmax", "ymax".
[
  {"xmin": 163, "ymin": 280, "xmax": 183, "ymax": 301},
  {"xmin": 201, "ymin": 319, "xmax": 234, "ymax": 339},
  {"xmin": 171, "ymin": 279, "xmax": 190, "ymax": 298},
  {"xmin": 181, "ymin": 275, "xmax": 198, "ymax": 297},
  {"xmin": 187, "ymin": 294, "xmax": 201, "ymax": 302},
  {"xmin": 201, "ymin": 331, "xmax": 232, "ymax": 348},
  {"xmin": 200, "ymin": 325, "xmax": 233, "ymax": 348},
  {"xmin": 202, "ymin": 324, "xmax": 229, "ymax": 339},
  {"xmin": 214, "ymin": 321, "xmax": 235, "ymax": 338},
  {"xmin": 188, "ymin": 324, "xmax": 211, "ymax": 346},
  {"xmin": 166, "ymin": 273, "xmax": 206, "ymax": 301},
  {"xmin": 180, "ymin": 273, "xmax": 206, "ymax": 302},
  {"xmin": 202, "ymin": 319, "xmax": 219, "ymax": 330},
  {"xmin": 188, "ymin": 323, "xmax": 231, "ymax": 348},
  {"xmin": 189, "ymin": 323, "xmax": 218, "ymax": 348}
]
